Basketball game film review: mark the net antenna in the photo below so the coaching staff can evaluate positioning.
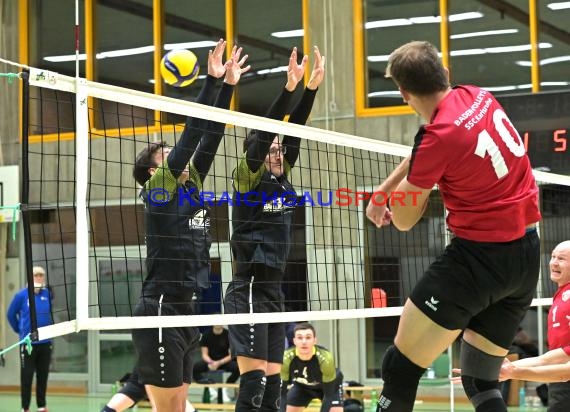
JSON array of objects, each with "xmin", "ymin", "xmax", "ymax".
[{"xmin": 23, "ymin": 65, "xmax": 570, "ymax": 344}]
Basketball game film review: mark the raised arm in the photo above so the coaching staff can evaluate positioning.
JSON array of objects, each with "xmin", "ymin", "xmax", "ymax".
[
  {"xmin": 283, "ymin": 45, "xmax": 325, "ymax": 168},
  {"xmin": 243, "ymin": 47, "xmax": 307, "ymax": 173},
  {"xmin": 193, "ymin": 45, "xmax": 251, "ymax": 183},
  {"xmin": 165, "ymin": 39, "xmax": 227, "ymax": 179}
]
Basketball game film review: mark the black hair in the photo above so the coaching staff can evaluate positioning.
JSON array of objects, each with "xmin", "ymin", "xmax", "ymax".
[{"xmin": 133, "ymin": 142, "xmax": 166, "ymax": 186}]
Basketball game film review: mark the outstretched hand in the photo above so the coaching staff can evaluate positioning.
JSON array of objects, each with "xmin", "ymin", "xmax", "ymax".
[
  {"xmin": 285, "ymin": 47, "xmax": 308, "ymax": 92},
  {"xmin": 224, "ymin": 45, "xmax": 251, "ymax": 85},
  {"xmin": 307, "ymin": 45, "xmax": 325, "ymax": 90},
  {"xmin": 208, "ymin": 38, "xmax": 228, "ymax": 78}
]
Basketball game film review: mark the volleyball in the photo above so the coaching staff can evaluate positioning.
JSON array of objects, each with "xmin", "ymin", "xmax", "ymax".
[{"xmin": 160, "ymin": 49, "xmax": 199, "ymax": 87}]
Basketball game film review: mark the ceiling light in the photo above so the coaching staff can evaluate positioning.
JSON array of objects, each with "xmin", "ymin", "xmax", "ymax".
[
  {"xmin": 164, "ymin": 41, "xmax": 217, "ymax": 50},
  {"xmin": 451, "ymin": 29, "xmax": 519, "ymax": 39},
  {"xmin": 516, "ymin": 55, "xmax": 570, "ymax": 66},
  {"xmin": 97, "ymin": 45, "xmax": 154, "ymax": 59},
  {"xmin": 365, "ymin": 12, "xmax": 483, "ymax": 29},
  {"xmin": 271, "ymin": 29, "xmax": 304, "ymax": 38},
  {"xmin": 44, "ymin": 41, "xmax": 216, "ymax": 63},
  {"xmin": 368, "ymin": 42, "xmax": 552, "ymax": 62},
  {"xmin": 368, "ymin": 91, "xmax": 403, "ymax": 97},
  {"xmin": 370, "ymin": 80, "xmax": 570, "ymax": 97},
  {"xmin": 547, "ymin": 2, "xmax": 570, "ymax": 10},
  {"xmin": 257, "ymin": 66, "xmax": 288, "ymax": 75},
  {"xmin": 365, "ymin": 18, "xmax": 412, "ymax": 29},
  {"xmin": 149, "ymin": 74, "xmax": 207, "ymax": 84},
  {"xmin": 44, "ymin": 53, "xmax": 87, "ymax": 63}
]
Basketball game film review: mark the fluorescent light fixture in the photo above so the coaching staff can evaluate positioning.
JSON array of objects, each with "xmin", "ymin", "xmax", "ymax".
[
  {"xmin": 257, "ymin": 66, "xmax": 288, "ymax": 75},
  {"xmin": 451, "ymin": 29, "xmax": 518, "ymax": 39},
  {"xmin": 149, "ymin": 74, "xmax": 207, "ymax": 84},
  {"xmin": 164, "ymin": 41, "xmax": 217, "ymax": 50},
  {"xmin": 482, "ymin": 81, "xmax": 570, "ymax": 91},
  {"xmin": 369, "ymin": 80, "xmax": 570, "ymax": 98},
  {"xmin": 541, "ymin": 81, "xmax": 570, "ymax": 86},
  {"xmin": 97, "ymin": 45, "xmax": 154, "ymax": 59},
  {"xmin": 368, "ymin": 91, "xmax": 402, "ymax": 97},
  {"xmin": 44, "ymin": 53, "xmax": 87, "ymax": 63},
  {"xmin": 368, "ymin": 43, "xmax": 552, "ymax": 62},
  {"xmin": 365, "ymin": 12, "xmax": 482, "ymax": 29},
  {"xmin": 44, "ymin": 41, "xmax": 216, "ymax": 63},
  {"xmin": 271, "ymin": 29, "xmax": 304, "ymax": 38},
  {"xmin": 481, "ymin": 85, "xmax": 529, "ymax": 92},
  {"xmin": 516, "ymin": 55, "xmax": 570, "ymax": 66},
  {"xmin": 547, "ymin": 2, "xmax": 570, "ymax": 10},
  {"xmin": 365, "ymin": 18, "xmax": 412, "ymax": 29}
]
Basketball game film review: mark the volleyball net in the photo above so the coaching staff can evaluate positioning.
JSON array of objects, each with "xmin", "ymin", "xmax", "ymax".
[{"xmin": 14, "ymin": 67, "xmax": 570, "ymax": 341}]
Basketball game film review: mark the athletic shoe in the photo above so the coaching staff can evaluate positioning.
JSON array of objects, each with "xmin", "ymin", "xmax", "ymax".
[
  {"xmin": 222, "ymin": 388, "xmax": 232, "ymax": 403},
  {"xmin": 37, "ymin": 408, "xmax": 48, "ymax": 412}
]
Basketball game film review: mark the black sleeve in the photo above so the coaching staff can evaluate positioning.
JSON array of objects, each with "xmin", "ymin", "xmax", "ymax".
[
  {"xmin": 244, "ymin": 87, "xmax": 294, "ymax": 172},
  {"xmin": 282, "ymin": 87, "xmax": 318, "ymax": 167},
  {"xmin": 166, "ymin": 75, "xmax": 219, "ymax": 178},
  {"xmin": 192, "ymin": 81, "xmax": 235, "ymax": 183}
]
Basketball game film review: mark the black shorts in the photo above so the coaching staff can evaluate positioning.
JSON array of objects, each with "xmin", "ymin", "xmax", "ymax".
[
  {"xmin": 548, "ymin": 382, "xmax": 570, "ymax": 412},
  {"xmin": 286, "ymin": 371, "xmax": 344, "ymax": 408},
  {"xmin": 410, "ymin": 229, "xmax": 540, "ymax": 348},
  {"xmin": 132, "ymin": 295, "xmax": 200, "ymax": 387},
  {"xmin": 224, "ymin": 274, "xmax": 285, "ymax": 363}
]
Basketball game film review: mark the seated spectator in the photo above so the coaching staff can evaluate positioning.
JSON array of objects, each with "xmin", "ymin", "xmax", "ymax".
[{"xmin": 193, "ymin": 325, "xmax": 239, "ymax": 402}]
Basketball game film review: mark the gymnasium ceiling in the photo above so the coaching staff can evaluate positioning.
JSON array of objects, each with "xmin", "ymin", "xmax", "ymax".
[{"xmin": 32, "ymin": 0, "xmax": 570, "ymax": 114}]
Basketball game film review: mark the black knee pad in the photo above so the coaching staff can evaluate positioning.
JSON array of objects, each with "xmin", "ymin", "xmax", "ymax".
[
  {"xmin": 461, "ymin": 376, "xmax": 506, "ymax": 412},
  {"xmin": 259, "ymin": 373, "xmax": 281, "ymax": 412},
  {"xmin": 459, "ymin": 341, "xmax": 506, "ymax": 412},
  {"xmin": 101, "ymin": 406, "xmax": 116, "ymax": 412},
  {"xmin": 236, "ymin": 369, "xmax": 266, "ymax": 412},
  {"xmin": 378, "ymin": 345, "xmax": 425, "ymax": 411}
]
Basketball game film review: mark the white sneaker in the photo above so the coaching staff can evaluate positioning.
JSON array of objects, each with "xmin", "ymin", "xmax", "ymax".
[
  {"xmin": 209, "ymin": 387, "xmax": 218, "ymax": 401},
  {"xmin": 222, "ymin": 388, "xmax": 232, "ymax": 402}
]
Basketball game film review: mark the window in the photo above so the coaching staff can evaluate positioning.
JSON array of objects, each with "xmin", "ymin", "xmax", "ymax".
[
  {"xmin": 236, "ymin": 0, "xmax": 306, "ymax": 115},
  {"xmin": 362, "ymin": 0, "xmax": 441, "ymax": 109},
  {"xmin": 537, "ymin": 0, "xmax": 570, "ymax": 90},
  {"xmin": 449, "ymin": 0, "xmax": 532, "ymax": 94}
]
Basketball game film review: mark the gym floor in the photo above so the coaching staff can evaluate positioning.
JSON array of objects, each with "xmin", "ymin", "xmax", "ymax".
[{"xmin": 0, "ymin": 391, "xmax": 548, "ymax": 411}]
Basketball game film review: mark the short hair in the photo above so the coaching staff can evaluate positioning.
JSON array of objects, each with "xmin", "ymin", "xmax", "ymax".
[
  {"xmin": 133, "ymin": 142, "xmax": 166, "ymax": 186},
  {"xmin": 293, "ymin": 322, "xmax": 316, "ymax": 336},
  {"xmin": 243, "ymin": 130, "xmax": 280, "ymax": 153},
  {"xmin": 33, "ymin": 266, "xmax": 45, "ymax": 276},
  {"xmin": 385, "ymin": 41, "xmax": 450, "ymax": 96}
]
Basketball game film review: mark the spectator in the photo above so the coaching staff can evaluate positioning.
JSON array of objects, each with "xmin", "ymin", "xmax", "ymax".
[{"xmin": 7, "ymin": 266, "xmax": 53, "ymax": 412}]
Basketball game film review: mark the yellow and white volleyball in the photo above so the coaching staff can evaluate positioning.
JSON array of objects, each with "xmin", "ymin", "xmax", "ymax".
[{"xmin": 160, "ymin": 49, "xmax": 199, "ymax": 87}]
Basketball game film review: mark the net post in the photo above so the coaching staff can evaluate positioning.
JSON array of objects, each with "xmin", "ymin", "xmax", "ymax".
[{"xmin": 75, "ymin": 80, "xmax": 90, "ymax": 330}]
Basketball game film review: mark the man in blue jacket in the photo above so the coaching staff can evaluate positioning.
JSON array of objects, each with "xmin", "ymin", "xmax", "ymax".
[{"xmin": 7, "ymin": 265, "xmax": 53, "ymax": 412}]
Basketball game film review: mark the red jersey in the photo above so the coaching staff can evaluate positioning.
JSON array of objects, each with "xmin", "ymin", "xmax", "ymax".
[
  {"xmin": 548, "ymin": 283, "xmax": 570, "ymax": 355},
  {"xmin": 407, "ymin": 85, "xmax": 541, "ymax": 242}
]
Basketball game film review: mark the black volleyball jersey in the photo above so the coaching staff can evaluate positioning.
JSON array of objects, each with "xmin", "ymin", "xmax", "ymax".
[
  {"xmin": 230, "ymin": 162, "xmax": 296, "ymax": 275},
  {"xmin": 281, "ymin": 345, "xmax": 337, "ymax": 387},
  {"xmin": 141, "ymin": 162, "xmax": 212, "ymax": 299}
]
